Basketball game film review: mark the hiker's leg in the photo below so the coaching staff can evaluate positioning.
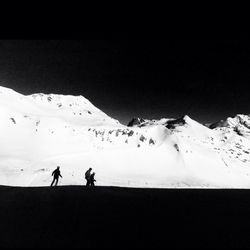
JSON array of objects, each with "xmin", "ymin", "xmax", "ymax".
[
  {"xmin": 51, "ymin": 178, "xmax": 55, "ymax": 186},
  {"xmin": 55, "ymin": 178, "xmax": 59, "ymax": 186}
]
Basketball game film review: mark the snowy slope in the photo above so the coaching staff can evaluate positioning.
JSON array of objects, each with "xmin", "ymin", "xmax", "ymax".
[{"xmin": 1, "ymin": 86, "xmax": 250, "ymax": 188}]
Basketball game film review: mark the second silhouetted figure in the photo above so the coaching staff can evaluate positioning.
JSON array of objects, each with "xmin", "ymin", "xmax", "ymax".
[
  {"xmin": 85, "ymin": 168, "xmax": 92, "ymax": 186},
  {"xmin": 90, "ymin": 172, "xmax": 96, "ymax": 186},
  {"xmin": 51, "ymin": 166, "xmax": 62, "ymax": 186}
]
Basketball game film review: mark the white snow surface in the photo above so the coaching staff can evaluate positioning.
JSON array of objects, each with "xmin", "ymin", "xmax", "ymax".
[{"xmin": 1, "ymin": 86, "xmax": 250, "ymax": 188}]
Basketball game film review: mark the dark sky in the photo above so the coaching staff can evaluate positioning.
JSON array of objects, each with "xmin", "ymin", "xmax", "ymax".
[{"xmin": 0, "ymin": 37, "xmax": 249, "ymax": 125}]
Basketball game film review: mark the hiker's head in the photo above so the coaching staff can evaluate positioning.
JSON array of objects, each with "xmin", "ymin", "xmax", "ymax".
[
  {"xmin": 57, "ymin": 166, "xmax": 60, "ymax": 169},
  {"xmin": 89, "ymin": 168, "xmax": 92, "ymax": 171}
]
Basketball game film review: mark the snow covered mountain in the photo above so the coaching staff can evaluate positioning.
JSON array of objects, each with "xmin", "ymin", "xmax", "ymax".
[
  {"xmin": 210, "ymin": 114, "xmax": 250, "ymax": 138},
  {"xmin": 127, "ymin": 117, "xmax": 174, "ymax": 127},
  {"xmin": 1, "ymin": 86, "xmax": 250, "ymax": 188}
]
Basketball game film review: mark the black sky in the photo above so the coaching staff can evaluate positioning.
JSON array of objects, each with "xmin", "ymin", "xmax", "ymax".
[{"xmin": 0, "ymin": 37, "xmax": 249, "ymax": 125}]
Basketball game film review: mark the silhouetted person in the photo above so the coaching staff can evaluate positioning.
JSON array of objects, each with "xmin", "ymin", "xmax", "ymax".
[
  {"xmin": 85, "ymin": 168, "xmax": 92, "ymax": 186},
  {"xmin": 51, "ymin": 166, "xmax": 62, "ymax": 186},
  {"xmin": 90, "ymin": 172, "xmax": 96, "ymax": 186}
]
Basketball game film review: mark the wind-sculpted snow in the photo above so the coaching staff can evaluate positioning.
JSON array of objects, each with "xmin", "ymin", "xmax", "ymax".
[{"xmin": 1, "ymin": 86, "xmax": 250, "ymax": 188}]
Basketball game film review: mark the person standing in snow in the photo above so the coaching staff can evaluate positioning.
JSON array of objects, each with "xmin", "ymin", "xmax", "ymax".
[
  {"xmin": 51, "ymin": 166, "xmax": 62, "ymax": 186},
  {"xmin": 90, "ymin": 172, "xmax": 96, "ymax": 186},
  {"xmin": 85, "ymin": 168, "xmax": 92, "ymax": 186}
]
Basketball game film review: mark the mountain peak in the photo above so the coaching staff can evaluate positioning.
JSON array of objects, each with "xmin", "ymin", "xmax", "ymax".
[
  {"xmin": 127, "ymin": 115, "xmax": 201, "ymax": 129},
  {"xmin": 0, "ymin": 86, "xmax": 122, "ymax": 127},
  {"xmin": 127, "ymin": 117, "xmax": 146, "ymax": 127},
  {"xmin": 210, "ymin": 114, "xmax": 250, "ymax": 138}
]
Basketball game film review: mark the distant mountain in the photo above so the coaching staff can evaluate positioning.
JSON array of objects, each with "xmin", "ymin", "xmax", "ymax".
[
  {"xmin": 210, "ymin": 114, "xmax": 250, "ymax": 138},
  {"xmin": 0, "ymin": 86, "xmax": 121, "ymax": 127},
  {"xmin": 127, "ymin": 117, "xmax": 174, "ymax": 127},
  {"xmin": 128, "ymin": 115, "xmax": 214, "ymax": 130},
  {"xmin": 1, "ymin": 86, "xmax": 250, "ymax": 188}
]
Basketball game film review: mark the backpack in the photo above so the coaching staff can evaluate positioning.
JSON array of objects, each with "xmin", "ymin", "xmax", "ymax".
[{"xmin": 85, "ymin": 170, "xmax": 90, "ymax": 179}]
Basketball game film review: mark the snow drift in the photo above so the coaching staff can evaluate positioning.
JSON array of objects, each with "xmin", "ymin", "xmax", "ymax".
[{"xmin": 1, "ymin": 86, "xmax": 250, "ymax": 188}]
